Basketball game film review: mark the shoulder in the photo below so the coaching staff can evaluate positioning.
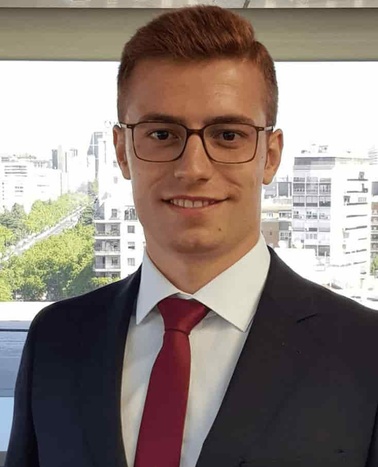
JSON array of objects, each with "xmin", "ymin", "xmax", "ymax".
[
  {"xmin": 28, "ymin": 268, "xmax": 141, "ymax": 340},
  {"xmin": 267, "ymin": 247, "xmax": 378, "ymax": 339}
]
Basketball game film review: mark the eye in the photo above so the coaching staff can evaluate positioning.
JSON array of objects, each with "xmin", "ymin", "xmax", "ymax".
[
  {"xmin": 219, "ymin": 130, "xmax": 239, "ymax": 141},
  {"xmin": 209, "ymin": 127, "xmax": 249, "ymax": 143},
  {"xmin": 149, "ymin": 129, "xmax": 173, "ymax": 141}
]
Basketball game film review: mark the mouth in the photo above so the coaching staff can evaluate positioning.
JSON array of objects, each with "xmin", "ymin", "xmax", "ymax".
[{"xmin": 164, "ymin": 197, "xmax": 224, "ymax": 209}]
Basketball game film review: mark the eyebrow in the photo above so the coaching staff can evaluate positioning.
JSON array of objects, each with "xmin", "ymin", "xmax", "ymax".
[{"xmin": 137, "ymin": 112, "xmax": 257, "ymax": 126}]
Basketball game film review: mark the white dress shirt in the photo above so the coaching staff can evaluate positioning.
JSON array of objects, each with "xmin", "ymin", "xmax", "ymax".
[{"xmin": 121, "ymin": 235, "xmax": 270, "ymax": 467}]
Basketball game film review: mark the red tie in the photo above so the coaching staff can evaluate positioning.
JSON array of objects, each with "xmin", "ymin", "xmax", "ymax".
[{"xmin": 134, "ymin": 297, "xmax": 208, "ymax": 467}]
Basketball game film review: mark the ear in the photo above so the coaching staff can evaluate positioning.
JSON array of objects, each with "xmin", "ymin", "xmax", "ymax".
[
  {"xmin": 263, "ymin": 129, "xmax": 283, "ymax": 185},
  {"xmin": 113, "ymin": 124, "xmax": 131, "ymax": 180}
]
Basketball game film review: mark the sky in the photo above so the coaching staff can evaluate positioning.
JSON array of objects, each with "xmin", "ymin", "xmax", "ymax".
[{"xmin": 0, "ymin": 61, "xmax": 378, "ymax": 177}]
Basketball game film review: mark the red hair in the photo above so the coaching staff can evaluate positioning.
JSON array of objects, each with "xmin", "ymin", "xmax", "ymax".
[{"xmin": 117, "ymin": 6, "xmax": 278, "ymax": 125}]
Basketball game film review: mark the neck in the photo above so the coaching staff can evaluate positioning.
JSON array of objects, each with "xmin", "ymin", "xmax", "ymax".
[{"xmin": 146, "ymin": 235, "xmax": 259, "ymax": 294}]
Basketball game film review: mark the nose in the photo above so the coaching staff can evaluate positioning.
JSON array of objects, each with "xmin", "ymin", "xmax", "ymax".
[{"xmin": 173, "ymin": 133, "xmax": 214, "ymax": 183}]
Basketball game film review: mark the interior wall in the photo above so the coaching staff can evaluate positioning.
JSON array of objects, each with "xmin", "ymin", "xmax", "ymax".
[{"xmin": 0, "ymin": 8, "xmax": 378, "ymax": 61}]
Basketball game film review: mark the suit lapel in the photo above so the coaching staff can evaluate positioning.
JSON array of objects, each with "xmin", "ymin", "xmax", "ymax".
[
  {"xmin": 78, "ymin": 268, "xmax": 141, "ymax": 467},
  {"xmin": 75, "ymin": 250, "xmax": 323, "ymax": 467},
  {"xmin": 197, "ymin": 250, "xmax": 322, "ymax": 467}
]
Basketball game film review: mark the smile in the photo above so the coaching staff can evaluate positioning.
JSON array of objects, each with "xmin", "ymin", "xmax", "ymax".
[{"xmin": 168, "ymin": 199, "xmax": 219, "ymax": 209}]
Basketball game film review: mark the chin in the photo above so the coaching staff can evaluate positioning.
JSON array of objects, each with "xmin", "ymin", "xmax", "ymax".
[{"xmin": 170, "ymin": 236, "xmax": 221, "ymax": 255}]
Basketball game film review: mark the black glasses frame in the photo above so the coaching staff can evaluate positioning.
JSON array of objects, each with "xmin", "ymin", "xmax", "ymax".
[{"xmin": 117, "ymin": 121, "xmax": 274, "ymax": 164}]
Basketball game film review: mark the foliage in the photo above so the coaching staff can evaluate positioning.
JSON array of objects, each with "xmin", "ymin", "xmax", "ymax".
[
  {"xmin": 90, "ymin": 276, "xmax": 118, "ymax": 288},
  {"xmin": 0, "ymin": 204, "xmax": 27, "ymax": 244},
  {"xmin": 0, "ymin": 274, "xmax": 12, "ymax": 301},
  {"xmin": 371, "ymin": 255, "xmax": 378, "ymax": 276},
  {"xmin": 0, "ymin": 225, "xmax": 14, "ymax": 255},
  {"xmin": 0, "ymin": 194, "xmax": 88, "ymax": 259},
  {"xmin": 0, "ymin": 194, "xmax": 122, "ymax": 301},
  {"xmin": 78, "ymin": 204, "xmax": 94, "ymax": 226},
  {"xmin": 4, "ymin": 223, "xmax": 95, "ymax": 301},
  {"xmin": 24, "ymin": 193, "xmax": 87, "ymax": 234},
  {"xmin": 87, "ymin": 179, "xmax": 99, "ymax": 198}
]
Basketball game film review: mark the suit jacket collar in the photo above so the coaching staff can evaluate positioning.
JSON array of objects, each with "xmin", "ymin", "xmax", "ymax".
[
  {"xmin": 79, "ymin": 248, "xmax": 321, "ymax": 467},
  {"xmin": 197, "ymin": 248, "xmax": 322, "ymax": 466},
  {"xmin": 78, "ymin": 268, "xmax": 141, "ymax": 467}
]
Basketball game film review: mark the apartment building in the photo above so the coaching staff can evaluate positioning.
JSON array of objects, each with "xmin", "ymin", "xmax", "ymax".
[
  {"xmin": 261, "ymin": 197, "xmax": 292, "ymax": 248},
  {"xmin": 372, "ymin": 197, "xmax": 378, "ymax": 264},
  {"xmin": 94, "ymin": 197, "xmax": 145, "ymax": 279},
  {"xmin": 93, "ymin": 125, "xmax": 145, "ymax": 279},
  {"xmin": 0, "ymin": 155, "xmax": 61, "ymax": 213},
  {"xmin": 292, "ymin": 144, "xmax": 371, "ymax": 288}
]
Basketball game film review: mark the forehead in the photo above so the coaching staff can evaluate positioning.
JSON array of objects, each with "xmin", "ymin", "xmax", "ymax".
[{"xmin": 122, "ymin": 58, "xmax": 267, "ymax": 124}]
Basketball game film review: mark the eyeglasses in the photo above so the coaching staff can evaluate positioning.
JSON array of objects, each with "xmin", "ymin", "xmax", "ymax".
[{"xmin": 117, "ymin": 121, "xmax": 274, "ymax": 164}]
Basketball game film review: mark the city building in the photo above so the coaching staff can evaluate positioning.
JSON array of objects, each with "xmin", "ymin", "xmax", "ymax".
[
  {"xmin": 371, "ymin": 196, "xmax": 378, "ymax": 265},
  {"xmin": 51, "ymin": 145, "xmax": 88, "ymax": 194},
  {"xmin": 292, "ymin": 144, "xmax": 371, "ymax": 288},
  {"xmin": 87, "ymin": 129, "xmax": 114, "ymax": 181},
  {"xmin": 368, "ymin": 146, "xmax": 378, "ymax": 165},
  {"xmin": 93, "ymin": 124, "xmax": 145, "ymax": 279},
  {"xmin": 94, "ymin": 191, "xmax": 145, "ymax": 279},
  {"xmin": 263, "ymin": 176, "xmax": 292, "ymax": 199},
  {"xmin": 261, "ymin": 197, "xmax": 292, "ymax": 248},
  {"xmin": 0, "ymin": 155, "xmax": 61, "ymax": 213}
]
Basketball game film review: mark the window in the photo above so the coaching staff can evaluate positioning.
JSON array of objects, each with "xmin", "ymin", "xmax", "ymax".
[
  {"xmin": 306, "ymin": 183, "xmax": 318, "ymax": 194},
  {"xmin": 128, "ymin": 241, "xmax": 135, "ymax": 250},
  {"xmin": 293, "ymin": 196, "xmax": 305, "ymax": 206},
  {"xmin": 293, "ymin": 183, "xmax": 305, "ymax": 193},
  {"xmin": 125, "ymin": 206, "xmax": 137, "ymax": 221},
  {"xmin": 319, "ymin": 196, "xmax": 331, "ymax": 207},
  {"xmin": 319, "ymin": 184, "xmax": 331, "ymax": 194},
  {"xmin": 2, "ymin": 53, "xmax": 378, "ymax": 460},
  {"xmin": 306, "ymin": 196, "xmax": 318, "ymax": 206},
  {"xmin": 111, "ymin": 256, "xmax": 119, "ymax": 266},
  {"xmin": 306, "ymin": 211, "xmax": 318, "ymax": 219},
  {"xmin": 95, "ymin": 257, "xmax": 105, "ymax": 268},
  {"xmin": 110, "ymin": 225, "xmax": 120, "ymax": 236}
]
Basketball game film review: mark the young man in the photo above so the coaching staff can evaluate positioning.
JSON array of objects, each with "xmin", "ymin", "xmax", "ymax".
[{"xmin": 6, "ymin": 6, "xmax": 378, "ymax": 467}]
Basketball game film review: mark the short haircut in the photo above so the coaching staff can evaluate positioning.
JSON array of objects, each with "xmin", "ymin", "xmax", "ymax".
[{"xmin": 117, "ymin": 5, "xmax": 278, "ymax": 126}]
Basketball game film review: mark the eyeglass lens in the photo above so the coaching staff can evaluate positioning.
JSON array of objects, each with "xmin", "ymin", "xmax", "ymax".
[{"xmin": 132, "ymin": 122, "xmax": 259, "ymax": 163}]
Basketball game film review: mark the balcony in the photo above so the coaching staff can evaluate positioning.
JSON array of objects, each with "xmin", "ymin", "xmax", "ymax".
[
  {"xmin": 93, "ymin": 266, "xmax": 121, "ymax": 272},
  {"xmin": 94, "ymin": 249, "xmax": 120, "ymax": 255},
  {"xmin": 94, "ymin": 230, "xmax": 121, "ymax": 237}
]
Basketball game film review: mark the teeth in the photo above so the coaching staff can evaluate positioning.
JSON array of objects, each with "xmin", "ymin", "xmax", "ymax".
[{"xmin": 170, "ymin": 199, "xmax": 213, "ymax": 208}]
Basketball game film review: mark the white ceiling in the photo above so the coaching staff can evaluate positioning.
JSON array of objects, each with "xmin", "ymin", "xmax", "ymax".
[{"xmin": 0, "ymin": 0, "xmax": 378, "ymax": 8}]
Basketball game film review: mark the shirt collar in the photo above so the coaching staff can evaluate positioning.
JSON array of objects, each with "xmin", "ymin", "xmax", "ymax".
[{"xmin": 136, "ymin": 235, "xmax": 270, "ymax": 332}]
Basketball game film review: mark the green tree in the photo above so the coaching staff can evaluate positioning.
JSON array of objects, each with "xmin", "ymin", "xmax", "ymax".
[
  {"xmin": 0, "ymin": 274, "xmax": 12, "ymax": 301},
  {"xmin": 78, "ymin": 205, "xmax": 94, "ymax": 226},
  {"xmin": 371, "ymin": 255, "xmax": 378, "ymax": 276},
  {"xmin": 0, "ymin": 225, "xmax": 14, "ymax": 255},
  {"xmin": 25, "ymin": 193, "xmax": 88, "ymax": 235},
  {"xmin": 87, "ymin": 179, "xmax": 99, "ymax": 198},
  {"xmin": 90, "ymin": 276, "xmax": 118, "ymax": 289},
  {"xmin": 7, "ymin": 223, "xmax": 95, "ymax": 301},
  {"xmin": 0, "ymin": 204, "xmax": 27, "ymax": 243}
]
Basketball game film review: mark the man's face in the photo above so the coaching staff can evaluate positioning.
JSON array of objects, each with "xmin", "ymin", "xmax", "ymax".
[{"xmin": 114, "ymin": 58, "xmax": 283, "ymax": 265}]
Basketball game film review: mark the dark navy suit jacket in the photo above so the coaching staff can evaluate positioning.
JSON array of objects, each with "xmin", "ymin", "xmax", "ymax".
[{"xmin": 5, "ymin": 249, "xmax": 378, "ymax": 467}]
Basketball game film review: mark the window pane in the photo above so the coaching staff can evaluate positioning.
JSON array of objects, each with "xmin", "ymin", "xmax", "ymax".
[{"xmin": 1, "ymin": 60, "xmax": 378, "ymax": 458}]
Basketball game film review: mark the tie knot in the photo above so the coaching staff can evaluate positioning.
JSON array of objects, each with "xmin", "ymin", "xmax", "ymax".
[{"xmin": 157, "ymin": 297, "xmax": 208, "ymax": 335}]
